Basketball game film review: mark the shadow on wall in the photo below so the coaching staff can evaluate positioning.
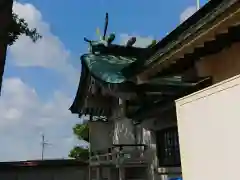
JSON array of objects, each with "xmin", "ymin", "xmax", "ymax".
[{"xmin": 89, "ymin": 121, "xmax": 113, "ymax": 151}]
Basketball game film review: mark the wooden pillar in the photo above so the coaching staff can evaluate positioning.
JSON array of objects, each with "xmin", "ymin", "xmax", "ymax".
[
  {"xmin": 107, "ymin": 148, "xmax": 111, "ymax": 180},
  {"xmin": 107, "ymin": 168, "xmax": 111, "ymax": 180},
  {"xmin": 119, "ymin": 167, "xmax": 125, "ymax": 180},
  {"xmin": 96, "ymin": 167, "xmax": 100, "ymax": 180}
]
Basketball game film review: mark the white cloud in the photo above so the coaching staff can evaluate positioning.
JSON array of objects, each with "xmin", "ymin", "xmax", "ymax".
[
  {"xmin": 119, "ymin": 34, "xmax": 153, "ymax": 48},
  {"xmin": 9, "ymin": 2, "xmax": 78, "ymax": 83},
  {"xmin": 180, "ymin": 6, "xmax": 197, "ymax": 23},
  {"xmin": 0, "ymin": 77, "xmax": 83, "ymax": 161},
  {"xmin": 0, "ymin": 2, "xmax": 84, "ymax": 161}
]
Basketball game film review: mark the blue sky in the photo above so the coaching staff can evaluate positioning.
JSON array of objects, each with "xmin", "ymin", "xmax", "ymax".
[
  {"xmin": 17, "ymin": 0, "xmax": 207, "ymax": 53},
  {"xmin": 0, "ymin": 0, "xmax": 207, "ymax": 161}
]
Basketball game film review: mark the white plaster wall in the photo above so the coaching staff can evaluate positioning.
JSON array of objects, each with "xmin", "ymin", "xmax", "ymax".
[
  {"xmin": 176, "ymin": 74, "xmax": 240, "ymax": 180},
  {"xmin": 89, "ymin": 121, "xmax": 113, "ymax": 151}
]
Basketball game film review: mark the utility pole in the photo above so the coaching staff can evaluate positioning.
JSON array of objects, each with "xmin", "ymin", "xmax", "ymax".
[{"xmin": 41, "ymin": 133, "xmax": 50, "ymax": 160}]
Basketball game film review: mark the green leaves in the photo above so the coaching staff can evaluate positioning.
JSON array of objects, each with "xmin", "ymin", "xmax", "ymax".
[
  {"xmin": 73, "ymin": 123, "xmax": 89, "ymax": 142},
  {"xmin": 8, "ymin": 13, "xmax": 42, "ymax": 46},
  {"xmin": 69, "ymin": 146, "xmax": 89, "ymax": 161},
  {"xmin": 69, "ymin": 122, "xmax": 89, "ymax": 160}
]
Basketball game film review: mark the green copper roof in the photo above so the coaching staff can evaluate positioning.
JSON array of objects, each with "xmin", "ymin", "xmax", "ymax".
[
  {"xmin": 81, "ymin": 54, "xmax": 137, "ymax": 83},
  {"xmin": 78, "ymin": 13, "xmax": 156, "ymax": 84},
  {"xmin": 81, "ymin": 34, "xmax": 153, "ymax": 84}
]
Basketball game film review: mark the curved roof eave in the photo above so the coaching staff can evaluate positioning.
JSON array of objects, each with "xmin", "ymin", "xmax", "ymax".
[{"xmin": 69, "ymin": 61, "xmax": 90, "ymax": 114}]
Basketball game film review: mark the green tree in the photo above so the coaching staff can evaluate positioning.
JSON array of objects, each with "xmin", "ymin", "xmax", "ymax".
[
  {"xmin": 0, "ymin": 1, "xmax": 41, "ymax": 92},
  {"xmin": 69, "ymin": 146, "xmax": 89, "ymax": 161},
  {"xmin": 8, "ymin": 12, "xmax": 42, "ymax": 45},
  {"xmin": 73, "ymin": 123, "xmax": 89, "ymax": 142},
  {"xmin": 69, "ymin": 122, "xmax": 89, "ymax": 161}
]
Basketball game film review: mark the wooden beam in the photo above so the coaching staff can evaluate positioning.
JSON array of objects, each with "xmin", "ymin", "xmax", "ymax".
[
  {"xmin": 85, "ymin": 95, "xmax": 113, "ymax": 109},
  {"xmin": 138, "ymin": 1, "xmax": 240, "ymax": 80},
  {"xmin": 154, "ymin": 24, "xmax": 240, "ymax": 77},
  {"xmin": 130, "ymin": 76, "xmax": 212, "ymax": 122}
]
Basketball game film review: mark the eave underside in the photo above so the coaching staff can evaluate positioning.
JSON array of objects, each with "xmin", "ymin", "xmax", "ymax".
[
  {"xmin": 127, "ymin": 18, "xmax": 240, "ymax": 124},
  {"xmin": 127, "ymin": 76, "xmax": 212, "ymax": 123},
  {"xmin": 70, "ymin": 61, "xmax": 116, "ymax": 117},
  {"xmin": 155, "ymin": 23, "xmax": 240, "ymax": 77},
  {"xmin": 128, "ymin": 22, "xmax": 240, "ymax": 122},
  {"xmin": 122, "ymin": 0, "xmax": 239, "ymax": 78},
  {"xmin": 69, "ymin": 61, "xmax": 90, "ymax": 115}
]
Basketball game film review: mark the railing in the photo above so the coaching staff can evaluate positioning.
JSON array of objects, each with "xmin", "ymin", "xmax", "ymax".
[
  {"xmin": 89, "ymin": 144, "xmax": 148, "ymax": 166},
  {"xmin": 90, "ymin": 152, "xmax": 118, "ymax": 165}
]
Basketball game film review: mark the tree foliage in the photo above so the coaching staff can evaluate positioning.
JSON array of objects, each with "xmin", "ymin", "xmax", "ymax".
[
  {"xmin": 73, "ymin": 123, "xmax": 89, "ymax": 142},
  {"xmin": 7, "ymin": 12, "xmax": 42, "ymax": 45},
  {"xmin": 69, "ymin": 146, "xmax": 89, "ymax": 161},
  {"xmin": 69, "ymin": 122, "xmax": 89, "ymax": 160}
]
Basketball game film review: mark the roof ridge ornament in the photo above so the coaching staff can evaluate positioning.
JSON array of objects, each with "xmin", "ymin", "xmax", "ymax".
[
  {"xmin": 83, "ymin": 13, "xmax": 140, "ymax": 55},
  {"xmin": 83, "ymin": 13, "xmax": 115, "ymax": 54},
  {"xmin": 80, "ymin": 13, "xmax": 157, "ymax": 84}
]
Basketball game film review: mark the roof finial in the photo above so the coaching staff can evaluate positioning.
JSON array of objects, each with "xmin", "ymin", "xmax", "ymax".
[
  {"xmin": 196, "ymin": 0, "xmax": 200, "ymax": 10},
  {"xmin": 103, "ymin": 12, "xmax": 109, "ymax": 40}
]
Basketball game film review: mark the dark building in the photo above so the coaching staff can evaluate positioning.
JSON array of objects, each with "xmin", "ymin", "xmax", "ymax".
[{"xmin": 0, "ymin": 159, "xmax": 88, "ymax": 180}]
